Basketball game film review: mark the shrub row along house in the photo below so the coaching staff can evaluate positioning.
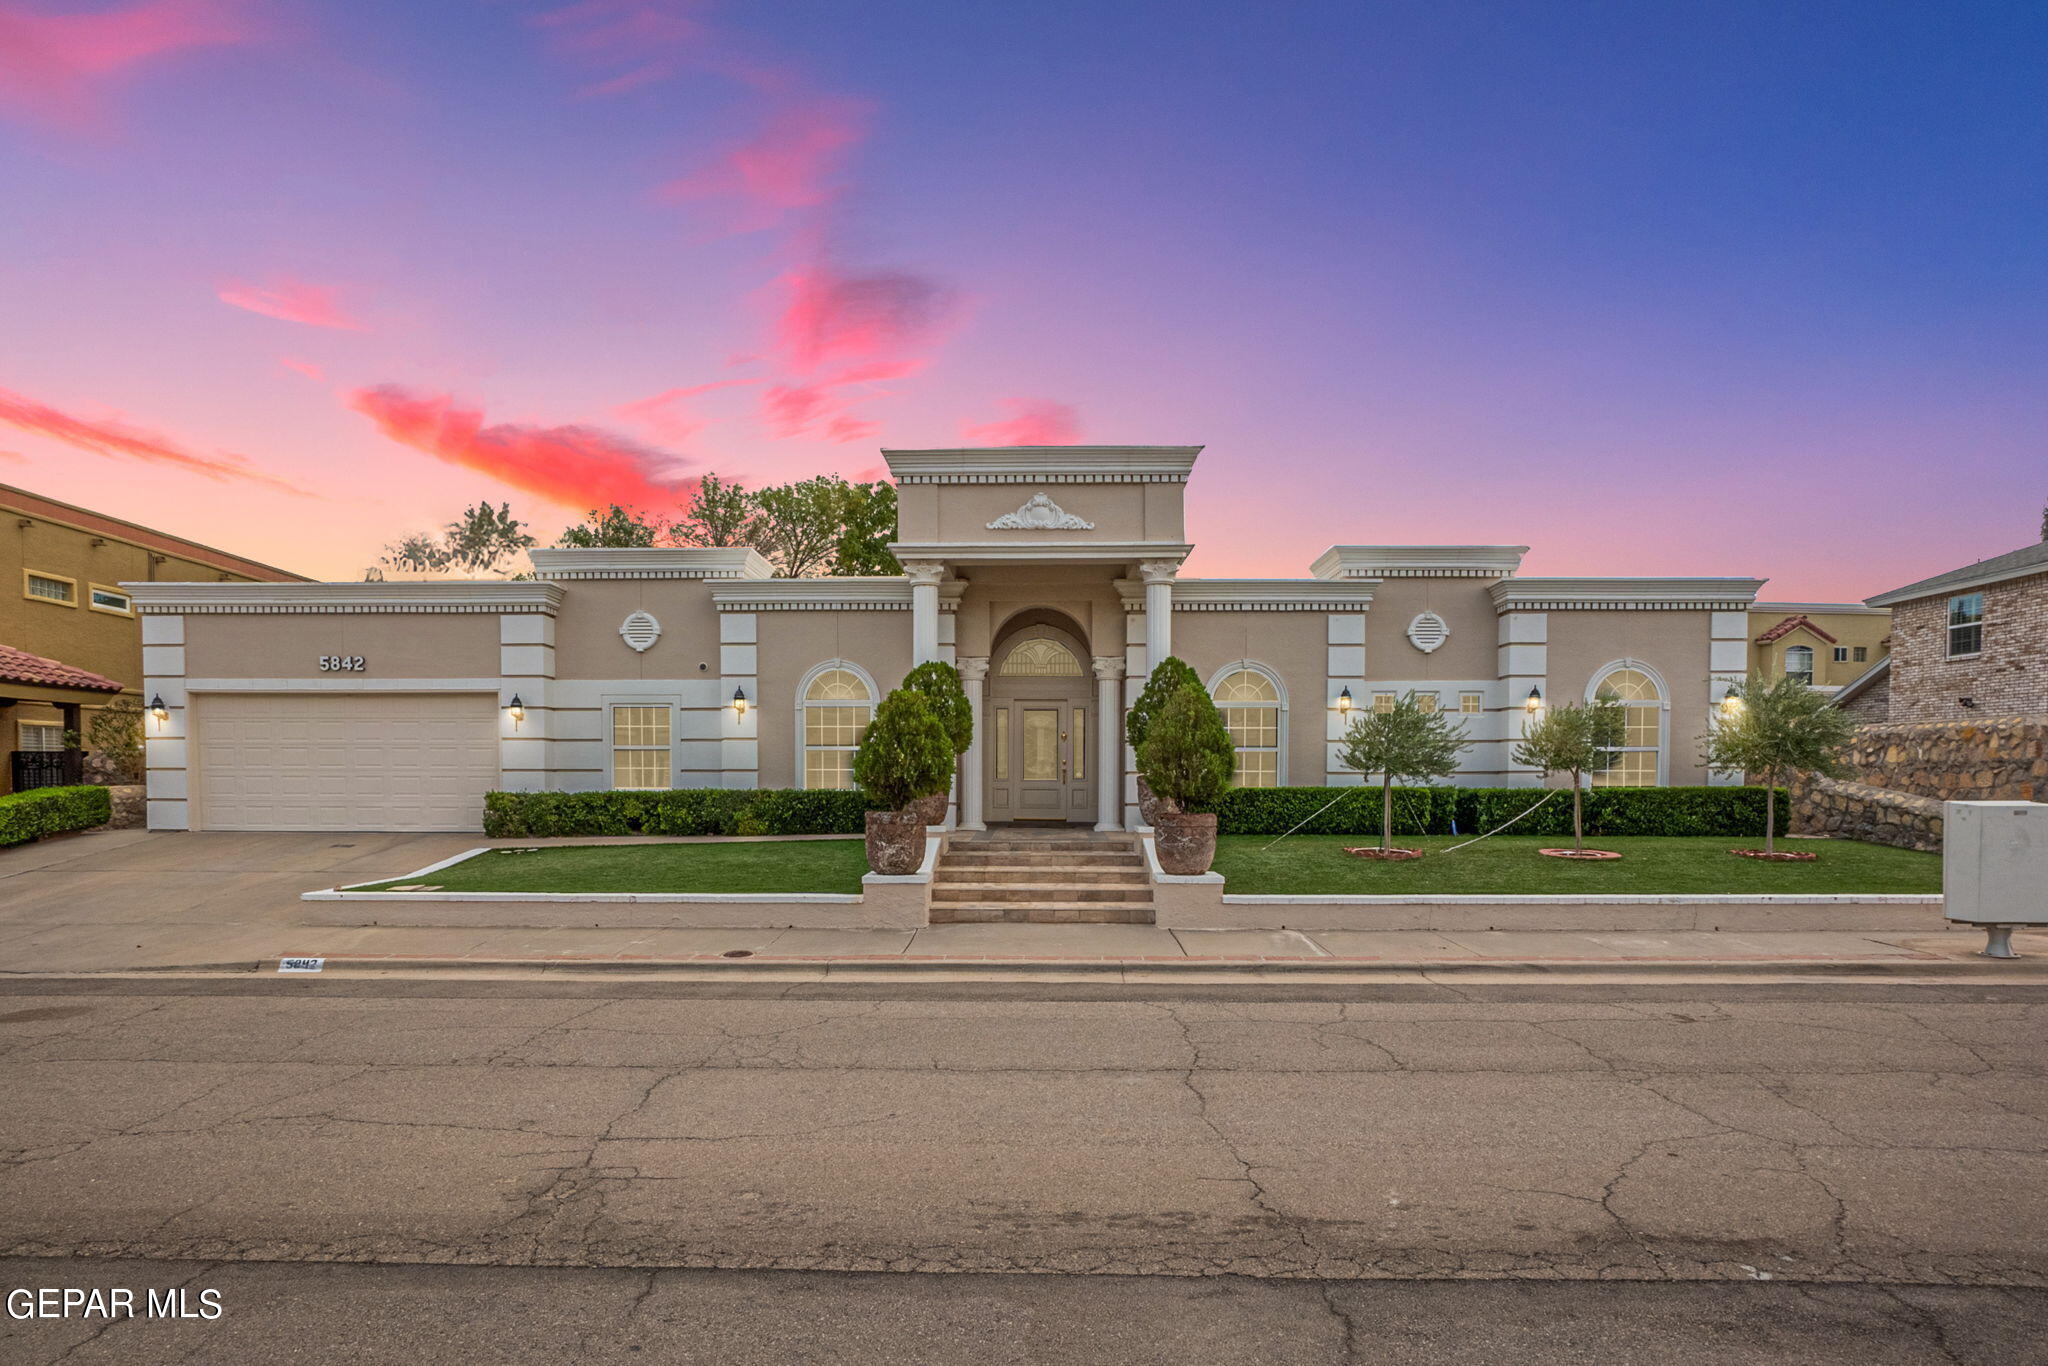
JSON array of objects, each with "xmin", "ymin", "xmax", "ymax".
[{"xmin": 127, "ymin": 447, "xmax": 1768, "ymax": 834}]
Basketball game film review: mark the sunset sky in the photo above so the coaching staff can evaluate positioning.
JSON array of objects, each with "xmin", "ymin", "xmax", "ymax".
[{"xmin": 2, "ymin": 0, "xmax": 2043, "ymax": 596}]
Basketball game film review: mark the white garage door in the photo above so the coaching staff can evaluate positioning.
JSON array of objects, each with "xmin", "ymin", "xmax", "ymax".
[{"xmin": 194, "ymin": 692, "xmax": 498, "ymax": 832}]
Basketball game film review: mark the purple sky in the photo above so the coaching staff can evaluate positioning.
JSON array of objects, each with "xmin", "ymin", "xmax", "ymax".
[{"xmin": 2, "ymin": 0, "xmax": 2043, "ymax": 597}]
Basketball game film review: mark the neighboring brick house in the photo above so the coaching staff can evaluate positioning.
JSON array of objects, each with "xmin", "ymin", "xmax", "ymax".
[{"xmin": 1861, "ymin": 540, "xmax": 2048, "ymax": 723}]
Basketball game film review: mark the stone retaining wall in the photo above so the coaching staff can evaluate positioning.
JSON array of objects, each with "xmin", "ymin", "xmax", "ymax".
[
  {"xmin": 1790, "ymin": 775, "xmax": 1944, "ymax": 854},
  {"xmin": 1789, "ymin": 717, "xmax": 2045, "ymax": 851}
]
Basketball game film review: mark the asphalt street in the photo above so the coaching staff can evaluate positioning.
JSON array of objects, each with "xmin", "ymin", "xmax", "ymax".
[{"xmin": 3, "ymin": 977, "xmax": 2045, "ymax": 1363}]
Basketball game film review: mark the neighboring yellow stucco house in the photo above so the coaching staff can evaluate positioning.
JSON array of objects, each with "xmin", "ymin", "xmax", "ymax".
[
  {"xmin": 1747, "ymin": 602, "xmax": 1891, "ymax": 695},
  {"xmin": 2, "ymin": 484, "xmax": 307, "ymax": 794}
]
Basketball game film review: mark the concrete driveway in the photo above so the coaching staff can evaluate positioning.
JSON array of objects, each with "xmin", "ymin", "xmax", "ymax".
[{"xmin": 0, "ymin": 829, "xmax": 486, "ymax": 974}]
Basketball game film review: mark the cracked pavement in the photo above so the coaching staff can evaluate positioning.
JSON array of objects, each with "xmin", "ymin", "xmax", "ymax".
[{"xmin": 3, "ymin": 982, "xmax": 2045, "ymax": 1298}]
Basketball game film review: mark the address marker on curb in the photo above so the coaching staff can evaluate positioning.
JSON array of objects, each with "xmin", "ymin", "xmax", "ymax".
[{"xmin": 278, "ymin": 957, "xmax": 325, "ymax": 973}]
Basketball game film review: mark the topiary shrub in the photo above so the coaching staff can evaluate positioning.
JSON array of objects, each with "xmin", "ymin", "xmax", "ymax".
[
  {"xmin": 901, "ymin": 661, "xmax": 973, "ymax": 757},
  {"xmin": 1125, "ymin": 656, "xmax": 1204, "ymax": 754},
  {"xmin": 851, "ymin": 688, "xmax": 956, "ymax": 811},
  {"xmin": 0, "ymin": 784, "xmax": 112, "ymax": 847},
  {"xmin": 1136, "ymin": 684, "xmax": 1236, "ymax": 814}
]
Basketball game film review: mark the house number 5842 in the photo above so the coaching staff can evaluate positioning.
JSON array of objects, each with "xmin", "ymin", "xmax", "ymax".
[{"xmin": 319, "ymin": 655, "xmax": 366, "ymax": 672}]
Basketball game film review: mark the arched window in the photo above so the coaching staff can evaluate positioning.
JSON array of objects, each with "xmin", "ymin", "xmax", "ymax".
[
  {"xmin": 1783, "ymin": 644, "xmax": 1814, "ymax": 685},
  {"xmin": 1212, "ymin": 666, "xmax": 1283, "ymax": 788},
  {"xmin": 1589, "ymin": 666, "xmax": 1662, "ymax": 788},
  {"xmin": 802, "ymin": 666, "xmax": 873, "ymax": 790},
  {"xmin": 999, "ymin": 637, "xmax": 1083, "ymax": 676}
]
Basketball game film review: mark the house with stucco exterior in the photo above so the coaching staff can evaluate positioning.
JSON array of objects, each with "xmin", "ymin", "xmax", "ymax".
[{"xmin": 126, "ymin": 447, "xmax": 1766, "ymax": 833}]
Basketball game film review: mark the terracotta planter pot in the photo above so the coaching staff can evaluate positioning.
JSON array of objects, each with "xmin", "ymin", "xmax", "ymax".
[
  {"xmin": 910, "ymin": 790, "xmax": 950, "ymax": 830},
  {"xmin": 1136, "ymin": 776, "xmax": 1178, "ymax": 828},
  {"xmin": 1154, "ymin": 811, "xmax": 1218, "ymax": 876},
  {"xmin": 865, "ymin": 809, "xmax": 927, "ymax": 876}
]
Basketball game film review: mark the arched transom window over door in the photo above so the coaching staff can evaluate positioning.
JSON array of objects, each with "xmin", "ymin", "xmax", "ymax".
[
  {"xmin": 803, "ymin": 667, "xmax": 873, "ymax": 790},
  {"xmin": 1590, "ymin": 666, "xmax": 1661, "ymax": 788},
  {"xmin": 1214, "ymin": 667, "xmax": 1282, "ymax": 788},
  {"xmin": 999, "ymin": 637, "xmax": 1084, "ymax": 677}
]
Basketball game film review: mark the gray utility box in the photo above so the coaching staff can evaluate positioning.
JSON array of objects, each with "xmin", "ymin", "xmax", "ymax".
[{"xmin": 1944, "ymin": 801, "xmax": 2048, "ymax": 958}]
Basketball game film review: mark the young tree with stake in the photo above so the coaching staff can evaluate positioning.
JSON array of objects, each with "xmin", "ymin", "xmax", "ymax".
[
  {"xmin": 1700, "ymin": 672, "xmax": 1858, "ymax": 854},
  {"xmin": 1510, "ymin": 695, "xmax": 1626, "ymax": 853},
  {"xmin": 1336, "ymin": 692, "xmax": 1471, "ymax": 852}
]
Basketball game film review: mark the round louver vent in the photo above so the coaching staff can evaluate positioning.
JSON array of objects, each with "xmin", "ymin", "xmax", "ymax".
[
  {"xmin": 619, "ymin": 611, "xmax": 662, "ymax": 653},
  {"xmin": 1406, "ymin": 611, "xmax": 1450, "ymax": 654}
]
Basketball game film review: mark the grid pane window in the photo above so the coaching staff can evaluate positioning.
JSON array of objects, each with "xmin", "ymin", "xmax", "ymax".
[
  {"xmin": 1415, "ymin": 692, "xmax": 1439, "ymax": 714},
  {"xmin": 1215, "ymin": 669, "xmax": 1280, "ymax": 788},
  {"xmin": 1853, "ymin": 646, "xmax": 1868, "ymax": 662},
  {"xmin": 1589, "ymin": 668, "xmax": 1660, "ymax": 788},
  {"xmin": 26, "ymin": 574, "xmax": 72, "ymax": 603},
  {"xmin": 1948, "ymin": 594, "xmax": 1983, "ymax": 657},
  {"xmin": 803, "ymin": 668, "xmax": 872, "ymax": 790},
  {"xmin": 19, "ymin": 723, "xmax": 63, "ymax": 752},
  {"xmin": 611, "ymin": 706, "xmax": 671, "ymax": 790},
  {"xmin": 1372, "ymin": 692, "xmax": 1397, "ymax": 714},
  {"xmin": 1784, "ymin": 645, "xmax": 1814, "ymax": 684},
  {"xmin": 1459, "ymin": 692, "xmax": 1484, "ymax": 714},
  {"xmin": 999, "ymin": 639, "xmax": 1083, "ymax": 676}
]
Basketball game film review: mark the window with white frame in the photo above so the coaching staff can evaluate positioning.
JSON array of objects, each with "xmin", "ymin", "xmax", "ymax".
[
  {"xmin": 1371, "ymin": 691, "xmax": 1397, "ymax": 714},
  {"xmin": 89, "ymin": 585, "xmax": 133, "ymax": 615},
  {"xmin": 1414, "ymin": 691, "xmax": 1440, "ymax": 714},
  {"xmin": 19, "ymin": 722, "xmax": 64, "ymax": 752},
  {"xmin": 610, "ymin": 706, "xmax": 671, "ymax": 790},
  {"xmin": 1947, "ymin": 593, "xmax": 1983, "ymax": 657},
  {"xmin": 1589, "ymin": 667, "xmax": 1661, "ymax": 788},
  {"xmin": 803, "ymin": 667, "xmax": 872, "ymax": 789},
  {"xmin": 1832, "ymin": 646, "xmax": 1848, "ymax": 663},
  {"xmin": 1783, "ymin": 645, "xmax": 1814, "ymax": 685},
  {"xmin": 1459, "ymin": 691, "xmax": 1484, "ymax": 715},
  {"xmin": 1213, "ymin": 668, "xmax": 1281, "ymax": 788}
]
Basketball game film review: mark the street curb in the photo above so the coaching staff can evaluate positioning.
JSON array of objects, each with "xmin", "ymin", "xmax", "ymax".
[{"xmin": 208, "ymin": 953, "xmax": 2044, "ymax": 979}]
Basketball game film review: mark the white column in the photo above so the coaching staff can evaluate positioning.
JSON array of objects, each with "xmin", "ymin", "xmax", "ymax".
[
  {"xmin": 1140, "ymin": 559, "xmax": 1180, "ymax": 671},
  {"xmin": 1092, "ymin": 657, "xmax": 1124, "ymax": 831},
  {"xmin": 904, "ymin": 561, "xmax": 945, "ymax": 665},
  {"xmin": 957, "ymin": 656, "xmax": 989, "ymax": 830}
]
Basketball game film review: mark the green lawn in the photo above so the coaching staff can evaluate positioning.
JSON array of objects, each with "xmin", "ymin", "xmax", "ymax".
[
  {"xmin": 1209, "ymin": 835, "xmax": 1941, "ymax": 896},
  {"xmin": 351, "ymin": 838, "xmax": 870, "ymax": 895}
]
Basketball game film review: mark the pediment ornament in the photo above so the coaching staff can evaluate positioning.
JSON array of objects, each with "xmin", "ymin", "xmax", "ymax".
[{"xmin": 986, "ymin": 491, "xmax": 1095, "ymax": 531}]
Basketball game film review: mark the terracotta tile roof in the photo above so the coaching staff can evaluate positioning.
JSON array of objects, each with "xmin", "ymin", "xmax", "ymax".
[
  {"xmin": 0, "ymin": 645, "xmax": 125, "ymax": 694},
  {"xmin": 1754, "ymin": 613, "xmax": 1838, "ymax": 646}
]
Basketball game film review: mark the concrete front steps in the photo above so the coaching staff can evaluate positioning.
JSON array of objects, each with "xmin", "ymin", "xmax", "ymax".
[{"xmin": 930, "ymin": 830, "xmax": 1155, "ymax": 924}]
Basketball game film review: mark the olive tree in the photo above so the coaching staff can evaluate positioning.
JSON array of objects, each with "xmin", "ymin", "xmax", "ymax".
[
  {"xmin": 1510, "ymin": 696, "xmax": 1626, "ymax": 852},
  {"xmin": 1336, "ymin": 692, "xmax": 1472, "ymax": 851},
  {"xmin": 1700, "ymin": 672, "xmax": 1858, "ymax": 853}
]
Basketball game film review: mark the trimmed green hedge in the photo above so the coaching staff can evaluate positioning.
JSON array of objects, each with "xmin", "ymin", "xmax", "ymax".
[
  {"xmin": 0, "ymin": 784, "xmax": 112, "ymax": 848},
  {"xmin": 484, "ymin": 788, "xmax": 884, "ymax": 839},
  {"xmin": 1214, "ymin": 785, "xmax": 1788, "ymax": 838}
]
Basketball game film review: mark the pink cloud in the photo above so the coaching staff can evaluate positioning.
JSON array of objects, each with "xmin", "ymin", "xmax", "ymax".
[
  {"xmin": 0, "ymin": 385, "xmax": 304, "ymax": 491},
  {"xmin": 278, "ymin": 356, "xmax": 326, "ymax": 382},
  {"xmin": 659, "ymin": 95, "xmax": 871, "ymax": 230},
  {"xmin": 962, "ymin": 397, "xmax": 1082, "ymax": 447},
  {"xmin": 613, "ymin": 377, "xmax": 758, "ymax": 446},
  {"xmin": 528, "ymin": 0, "xmax": 708, "ymax": 96},
  {"xmin": 348, "ymin": 385, "xmax": 699, "ymax": 512},
  {"xmin": 752, "ymin": 262, "xmax": 953, "ymax": 440},
  {"xmin": 0, "ymin": 0, "xmax": 250, "ymax": 132},
  {"xmin": 219, "ymin": 276, "xmax": 366, "ymax": 331}
]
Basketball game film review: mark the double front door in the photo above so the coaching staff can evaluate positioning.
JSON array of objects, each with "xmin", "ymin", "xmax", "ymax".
[{"xmin": 987, "ymin": 697, "xmax": 1093, "ymax": 823}]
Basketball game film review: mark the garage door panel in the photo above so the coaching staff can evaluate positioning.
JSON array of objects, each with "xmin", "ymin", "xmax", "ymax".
[{"xmin": 195, "ymin": 693, "xmax": 498, "ymax": 832}]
